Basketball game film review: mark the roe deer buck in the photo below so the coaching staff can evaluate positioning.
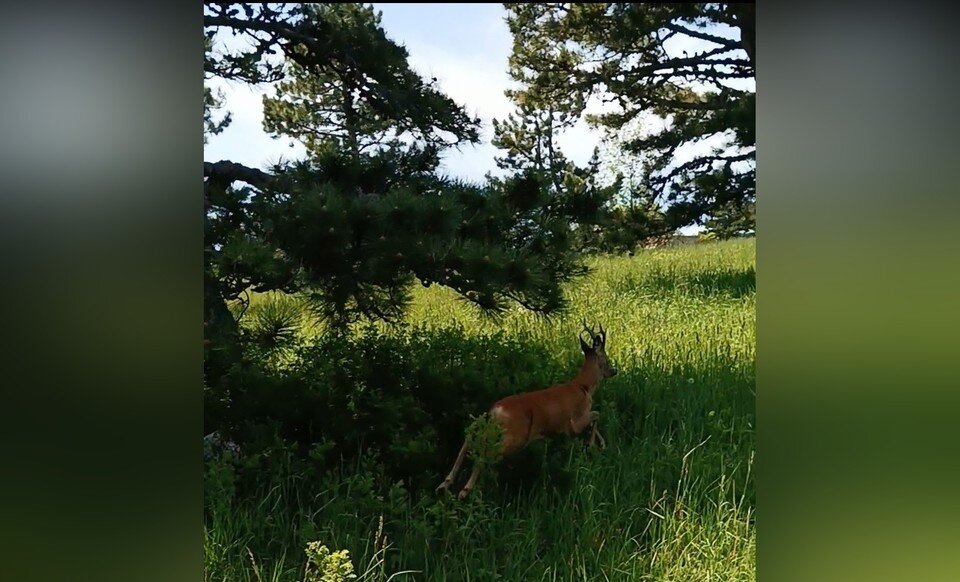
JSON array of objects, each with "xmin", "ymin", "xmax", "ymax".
[{"xmin": 436, "ymin": 321, "xmax": 618, "ymax": 499}]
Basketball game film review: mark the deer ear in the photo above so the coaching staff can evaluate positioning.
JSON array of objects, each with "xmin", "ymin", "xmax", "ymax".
[{"xmin": 580, "ymin": 336, "xmax": 592, "ymax": 353}]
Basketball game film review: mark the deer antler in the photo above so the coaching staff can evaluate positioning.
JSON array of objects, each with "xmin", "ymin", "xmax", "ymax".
[
  {"xmin": 581, "ymin": 319, "xmax": 597, "ymax": 343},
  {"xmin": 598, "ymin": 323, "xmax": 606, "ymax": 344}
]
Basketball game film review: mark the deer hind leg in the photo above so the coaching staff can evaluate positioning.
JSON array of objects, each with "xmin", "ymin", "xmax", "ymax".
[
  {"xmin": 458, "ymin": 464, "xmax": 482, "ymax": 500},
  {"xmin": 587, "ymin": 410, "xmax": 606, "ymax": 449},
  {"xmin": 436, "ymin": 440, "xmax": 469, "ymax": 494}
]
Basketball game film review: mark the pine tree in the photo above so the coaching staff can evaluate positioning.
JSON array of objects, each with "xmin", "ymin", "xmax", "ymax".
[
  {"xmin": 503, "ymin": 3, "xmax": 755, "ymax": 237},
  {"xmin": 703, "ymin": 197, "xmax": 755, "ymax": 239},
  {"xmin": 491, "ymin": 93, "xmax": 570, "ymax": 185},
  {"xmin": 203, "ymin": 37, "xmax": 232, "ymax": 144},
  {"xmin": 203, "ymin": 3, "xmax": 597, "ymax": 388},
  {"xmin": 490, "ymin": 95, "xmax": 612, "ymax": 253},
  {"xmin": 261, "ymin": 4, "xmax": 478, "ymax": 160}
]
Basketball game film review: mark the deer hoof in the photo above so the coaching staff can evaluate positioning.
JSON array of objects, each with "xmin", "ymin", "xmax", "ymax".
[
  {"xmin": 435, "ymin": 481, "xmax": 451, "ymax": 495},
  {"xmin": 458, "ymin": 488, "xmax": 471, "ymax": 500}
]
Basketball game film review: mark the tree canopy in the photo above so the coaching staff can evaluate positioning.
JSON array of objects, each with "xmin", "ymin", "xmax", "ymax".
[
  {"xmin": 260, "ymin": 4, "xmax": 479, "ymax": 160},
  {"xmin": 203, "ymin": 3, "xmax": 608, "ymax": 387},
  {"xmin": 501, "ymin": 3, "xmax": 755, "ymax": 239}
]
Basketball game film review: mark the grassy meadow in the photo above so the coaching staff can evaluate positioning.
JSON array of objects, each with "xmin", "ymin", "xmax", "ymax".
[{"xmin": 204, "ymin": 238, "xmax": 756, "ymax": 581}]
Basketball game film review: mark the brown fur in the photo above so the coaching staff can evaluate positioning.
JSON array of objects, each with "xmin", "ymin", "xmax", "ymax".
[{"xmin": 436, "ymin": 322, "xmax": 616, "ymax": 499}]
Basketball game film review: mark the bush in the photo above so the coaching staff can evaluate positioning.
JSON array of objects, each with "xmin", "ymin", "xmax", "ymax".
[
  {"xmin": 304, "ymin": 543, "xmax": 356, "ymax": 582},
  {"xmin": 206, "ymin": 321, "xmax": 562, "ymax": 494}
]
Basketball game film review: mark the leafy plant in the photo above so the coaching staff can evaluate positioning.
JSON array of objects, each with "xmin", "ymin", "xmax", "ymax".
[
  {"xmin": 304, "ymin": 543, "xmax": 356, "ymax": 582},
  {"xmin": 464, "ymin": 413, "xmax": 506, "ymax": 470}
]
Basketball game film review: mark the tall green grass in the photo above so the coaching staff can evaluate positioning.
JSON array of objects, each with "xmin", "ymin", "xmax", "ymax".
[{"xmin": 205, "ymin": 238, "xmax": 755, "ymax": 581}]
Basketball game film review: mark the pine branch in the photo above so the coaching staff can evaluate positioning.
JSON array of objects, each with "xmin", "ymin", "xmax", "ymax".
[
  {"xmin": 663, "ymin": 22, "xmax": 739, "ymax": 49},
  {"xmin": 655, "ymin": 151, "xmax": 755, "ymax": 185},
  {"xmin": 204, "ymin": 161, "xmax": 273, "ymax": 188}
]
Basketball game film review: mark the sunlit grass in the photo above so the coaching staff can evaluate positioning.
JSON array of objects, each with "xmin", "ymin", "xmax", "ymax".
[{"xmin": 210, "ymin": 238, "xmax": 755, "ymax": 581}]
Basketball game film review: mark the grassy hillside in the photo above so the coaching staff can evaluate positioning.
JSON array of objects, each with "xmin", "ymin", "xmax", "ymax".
[{"xmin": 204, "ymin": 238, "xmax": 756, "ymax": 581}]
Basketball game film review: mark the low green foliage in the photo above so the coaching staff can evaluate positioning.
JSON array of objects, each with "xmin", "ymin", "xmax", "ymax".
[
  {"xmin": 204, "ymin": 238, "xmax": 755, "ymax": 581},
  {"xmin": 464, "ymin": 413, "xmax": 505, "ymax": 469},
  {"xmin": 304, "ymin": 543, "xmax": 356, "ymax": 582}
]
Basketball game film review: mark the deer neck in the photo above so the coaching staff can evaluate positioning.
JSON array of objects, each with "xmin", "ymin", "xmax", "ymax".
[{"xmin": 573, "ymin": 354, "xmax": 602, "ymax": 395}]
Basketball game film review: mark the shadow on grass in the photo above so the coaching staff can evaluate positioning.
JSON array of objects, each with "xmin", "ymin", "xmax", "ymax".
[
  {"xmin": 205, "ymin": 326, "xmax": 756, "ymax": 580},
  {"xmin": 212, "ymin": 322, "xmax": 754, "ymax": 500},
  {"xmin": 450, "ymin": 356, "xmax": 755, "ymax": 509}
]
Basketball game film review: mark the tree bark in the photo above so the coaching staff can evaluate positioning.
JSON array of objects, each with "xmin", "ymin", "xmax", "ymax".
[{"xmin": 730, "ymin": 4, "xmax": 756, "ymax": 67}]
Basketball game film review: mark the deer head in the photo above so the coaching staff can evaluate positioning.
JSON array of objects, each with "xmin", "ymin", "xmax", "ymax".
[{"xmin": 579, "ymin": 320, "xmax": 618, "ymax": 378}]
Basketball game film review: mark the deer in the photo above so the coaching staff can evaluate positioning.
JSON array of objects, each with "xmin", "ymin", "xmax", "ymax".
[{"xmin": 435, "ymin": 321, "xmax": 618, "ymax": 500}]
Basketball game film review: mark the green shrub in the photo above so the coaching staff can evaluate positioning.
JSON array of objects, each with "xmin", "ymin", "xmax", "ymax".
[{"xmin": 303, "ymin": 543, "xmax": 356, "ymax": 582}]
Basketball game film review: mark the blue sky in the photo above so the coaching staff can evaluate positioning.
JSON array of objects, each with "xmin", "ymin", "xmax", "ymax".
[{"xmin": 204, "ymin": 4, "xmax": 752, "ymax": 233}]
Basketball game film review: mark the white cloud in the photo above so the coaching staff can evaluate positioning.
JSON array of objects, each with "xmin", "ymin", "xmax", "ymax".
[
  {"xmin": 205, "ymin": 78, "xmax": 306, "ymax": 170},
  {"xmin": 397, "ymin": 41, "xmax": 518, "ymax": 183}
]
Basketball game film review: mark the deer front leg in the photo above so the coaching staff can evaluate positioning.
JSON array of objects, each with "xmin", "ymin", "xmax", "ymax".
[
  {"xmin": 587, "ymin": 410, "xmax": 606, "ymax": 449},
  {"xmin": 436, "ymin": 440, "xmax": 469, "ymax": 494}
]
